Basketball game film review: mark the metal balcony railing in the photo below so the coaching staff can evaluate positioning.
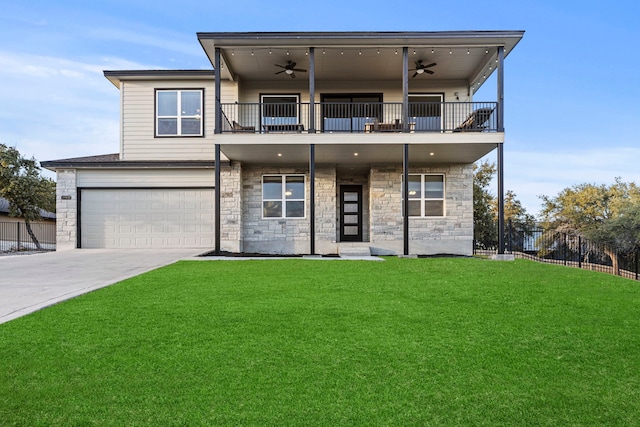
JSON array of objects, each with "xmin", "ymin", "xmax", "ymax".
[{"xmin": 220, "ymin": 102, "xmax": 499, "ymax": 134}]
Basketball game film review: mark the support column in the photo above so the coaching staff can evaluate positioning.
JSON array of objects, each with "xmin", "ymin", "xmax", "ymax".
[
  {"xmin": 215, "ymin": 145, "xmax": 221, "ymax": 254},
  {"xmin": 497, "ymin": 143, "xmax": 504, "ymax": 254},
  {"xmin": 497, "ymin": 46, "xmax": 505, "ymax": 132},
  {"xmin": 402, "ymin": 47, "xmax": 409, "ymax": 132},
  {"xmin": 497, "ymin": 45, "xmax": 505, "ymax": 254},
  {"xmin": 214, "ymin": 47, "xmax": 221, "ymax": 254},
  {"xmin": 309, "ymin": 144, "xmax": 315, "ymax": 255},
  {"xmin": 214, "ymin": 48, "xmax": 222, "ymax": 135},
  {"xmin": 403, "ymin": 144, "xmax": 409, "ymax": 255},
  {"xmin": 308, "ymin": 47, "xmax": 315, "ymax": 133}
]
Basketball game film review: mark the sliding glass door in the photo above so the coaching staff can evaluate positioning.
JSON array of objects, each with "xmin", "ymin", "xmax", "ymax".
[{"xmin": 321, "ymin": 94, "xmax": 382, "ymax": 133}]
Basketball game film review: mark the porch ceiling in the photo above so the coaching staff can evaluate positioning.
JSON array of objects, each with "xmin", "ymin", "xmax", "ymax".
[
  {"xmin": 219, "ymin": 142, "xmax": 497, "ymax": 166},
  {"xmin": 198, "ymin": 31, "xmax": 524, "ymax": 91}
]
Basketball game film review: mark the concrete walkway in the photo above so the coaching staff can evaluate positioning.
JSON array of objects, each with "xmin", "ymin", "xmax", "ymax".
[{"xmin": 0, "ymin": 249, "xmax": 201, "ymax": 324}]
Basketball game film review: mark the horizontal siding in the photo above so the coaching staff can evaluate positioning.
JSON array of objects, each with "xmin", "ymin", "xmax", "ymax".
[
  {"xmin": 77, "ymin": 169, "xmax": 215, "ymax": 187},
  {"xmin": 121, "ymin": 80, "xmax": 230, "ymax": 161}
]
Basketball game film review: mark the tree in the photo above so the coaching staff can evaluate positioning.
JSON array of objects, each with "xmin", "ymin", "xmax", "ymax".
[
  {"xmin": 473, "ymin": 160, "xmax": 497, "ymax": 249},
  {"xmin": 540, "ymin": 179, "xmax": 640, "ymax": 273},
  {"xmin": 473, "ymin": 161, "xmax": 535, "ymax": 250},
  {"xmin": 503, "ymin": 189, "xmax": 537, "ymax": 250},
  {"xmin": 0, "ymin": 144, "xmax": 56, "ymax": 250}
]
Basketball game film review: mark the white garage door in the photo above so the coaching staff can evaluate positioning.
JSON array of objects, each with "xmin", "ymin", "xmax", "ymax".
[{"xmin": 81, "ymin": 189, "xmax": 215, "ymax": 248}]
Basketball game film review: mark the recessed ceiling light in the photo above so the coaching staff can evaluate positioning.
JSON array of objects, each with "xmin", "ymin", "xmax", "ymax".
[
  {"xmin": 354, "ymin": 152, "xmax": 358, "ymax": 156},
  {"xmin": 277, "ymin": 153, "xmax": 282, "ymax": 157},
  {"xmin": 430, "ymin": 152, "xmax": 435, "ymax": 156}
]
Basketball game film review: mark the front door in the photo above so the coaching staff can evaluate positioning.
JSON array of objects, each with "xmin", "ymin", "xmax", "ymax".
[{"xmin": 340, "ymin": 185, "xmax": 363, "ymax": 242}]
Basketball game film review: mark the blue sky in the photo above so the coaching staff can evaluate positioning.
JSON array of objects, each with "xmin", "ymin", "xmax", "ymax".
[{"xmin": 1, "ymin": 0, "xmax": 638, "ymax": 215}]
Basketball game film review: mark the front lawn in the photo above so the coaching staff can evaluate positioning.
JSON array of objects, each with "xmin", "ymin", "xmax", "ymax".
[{"xmin": 1, "ymin": 258, "xmax": 639, "ymax": 425}]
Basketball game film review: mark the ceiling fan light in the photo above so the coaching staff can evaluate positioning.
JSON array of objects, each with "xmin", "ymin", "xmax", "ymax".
[
  {"xmin": 417, "ymin": 68, "xmax": 424, "ymax": 74},
  {"xmin": 285, "ymin": 69, "xmax": 293, "ymax": 75}
]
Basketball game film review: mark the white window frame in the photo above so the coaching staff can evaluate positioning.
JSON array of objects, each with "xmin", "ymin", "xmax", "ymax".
[
  {"xmin": 156, "ymin": 89, "xmax": 203, "ymax": 137},
  {"xmin": 403, "ymin": 173, "xmax": 446, "ymax": 217},
  {"xmin": 262, "ymin": 175, "xmax": 306, "ymax": 219}
]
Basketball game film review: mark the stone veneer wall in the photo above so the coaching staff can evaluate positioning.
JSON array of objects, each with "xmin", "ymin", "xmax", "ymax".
[
  {"xmin": 369, "ymin": 163, "xmax": 474, "ymax": 255},
  {"xmin": 55, "ymin": 169, "xmax": 77, "ymax": 250},
  {"xmin": 220, "ymin": 162, "xmax": 242, "ymax": 252},
  {"xmin": 241, "ymin": 165, "xmax": 336, "ymax": 254}
]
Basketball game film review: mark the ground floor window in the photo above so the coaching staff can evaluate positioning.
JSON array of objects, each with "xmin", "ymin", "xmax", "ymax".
[
  {"xmin": 404, "ymin": 174, "xmax": 445, "ymax": 217},
  {"xmin": 262, "ymin": 175, "xmax": 305, "ymax": 218}
]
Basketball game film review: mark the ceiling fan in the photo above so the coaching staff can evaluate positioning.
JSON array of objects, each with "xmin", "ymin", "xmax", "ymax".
[
  {"xmin": 274, "ymin": 60, "xmax": 307, "ymax": 78},
  {"xmin": 409, "ymin": 60, "xmax": 437, "ymax": 78}
]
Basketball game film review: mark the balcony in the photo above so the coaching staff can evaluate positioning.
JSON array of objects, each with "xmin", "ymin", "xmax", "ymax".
[{"xmin": 220, "ymin": 102, "xmax": 498, "ymax": 134}]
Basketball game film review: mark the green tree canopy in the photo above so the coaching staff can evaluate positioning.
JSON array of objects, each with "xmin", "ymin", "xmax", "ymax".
[
  {"xmin": 540, "ymin": 178, "xmax": 640, "ymax": 272},
  {"xmin": 0, "ymin": 143, "xmax": 56, "ymax": 249},
  {"xmin": 473, "ymin": 160, "xmax": 534, "ymax": 250},
  {"xmin": 473, "ymin": 160, "xmax": 497, "ymax": 248}
]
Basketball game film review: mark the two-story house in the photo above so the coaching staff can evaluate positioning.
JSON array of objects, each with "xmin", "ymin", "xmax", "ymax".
[{"xmin": 42, "ymin": 31, "xmax": 524, "ymax": 256}]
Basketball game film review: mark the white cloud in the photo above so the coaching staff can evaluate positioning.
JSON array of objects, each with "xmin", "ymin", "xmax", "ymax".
[{"xmin": 0, "ymin": 51, "xmax": 159, "ymax": 172}]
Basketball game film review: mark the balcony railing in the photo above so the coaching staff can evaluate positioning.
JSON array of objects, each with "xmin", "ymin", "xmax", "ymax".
[{"xmin": 220, "ymin": 102, "xmax": 498, "ymax": 134}]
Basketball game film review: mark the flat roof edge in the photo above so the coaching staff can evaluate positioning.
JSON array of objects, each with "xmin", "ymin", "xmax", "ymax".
[
  {"xmin": 197, "ymin": 30, "xmax": 526, "ymax": 40},
  {"xmin": 41, "ymin": 160, "xmax": 221, "ymax": 170}
]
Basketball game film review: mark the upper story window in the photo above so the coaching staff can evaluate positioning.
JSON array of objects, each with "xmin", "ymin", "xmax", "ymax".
[
  {"xmin": 404, "ymin": 174, "xmax": 445, "ymax": 217},
  {"xmin": 262, "ymin": 175, "xmax": 305, "ymax": 218},
  {"xmin": 156, "ymin": 90, "xmax": 203, "ymax": 137}
]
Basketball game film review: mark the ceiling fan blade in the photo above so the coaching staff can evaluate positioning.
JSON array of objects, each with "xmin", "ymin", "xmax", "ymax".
[
  {"xmin": 424, "ymin": 62, "xmax": 437, "ymax": 68},
  {"xmin": 412, "ymin": 72, "xmax": 418, "ymax": 78},
  {"xmin": 275, "ymin": 70, "xmax": 286, "ymax": 75},
  {"xmin": 275, "ymin": 64, "xmax": 287, "ymax": 69},
  {"xmin": 289, "ymin": 61, "xmax": 297, "ymax": 68},
  {"xmin": 292, "ymin": 68, "xmax": 307, "ymax": 73},
  {"xmin": 408, "ymin": 68, "xmax": 417, "ymax": 72},
  {"xmin": 425, "ymin": 70, "xmax": 435, "ymax": 75},
  {"xmin": 290, "ymin": 72, "xmax": 296, "ymax": 79}
]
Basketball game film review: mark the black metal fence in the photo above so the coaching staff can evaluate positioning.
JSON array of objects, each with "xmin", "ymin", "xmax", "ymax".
[
  {"xmin": 475, "ymin": 225, "xmax": 640, "ymax": 281},
  {"xmin": 221, "ymin": 101, "xmax": 498, "ymax": 134},
  {"xmin": 0, "ymin": 221, "xmax": 56, "ymax": 252}
]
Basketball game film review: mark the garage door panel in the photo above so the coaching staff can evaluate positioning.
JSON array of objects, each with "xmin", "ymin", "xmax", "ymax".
[{"xmin": 81, "ymin": 189, "xmax": 215, "ymax": 248}]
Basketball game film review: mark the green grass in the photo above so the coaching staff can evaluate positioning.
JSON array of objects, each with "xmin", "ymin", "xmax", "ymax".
[{"xmin": 1, "ymin": 258, "xmax": 640, "ymax": 426}]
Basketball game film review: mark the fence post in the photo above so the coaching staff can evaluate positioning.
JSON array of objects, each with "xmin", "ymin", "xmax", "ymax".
[
  {"xmin": 17, "ymin": 222, "xmax": 21, "ymax": 250},
  {"xmin": 563, "ymin": 233, "xmax": 567, "ymax": 266},
  {"xmin": 507, "ymin": 219, "xmax": 513, "ymax": 253},
  {"xmin": 578, "ymin": 236, "xmax": 582, "ymax": 269},
  {"xmin": 636, "ymin": 248, "xmax": 639, "ymax": 281}
]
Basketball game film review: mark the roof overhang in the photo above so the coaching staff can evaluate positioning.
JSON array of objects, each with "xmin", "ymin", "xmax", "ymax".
[
  {"xmin": 103, "ymin": 70, "xmax": 216, "ymax": 88},
  {"xmin": 197, "ymin": 31, "xmax": 524, "ymax": 91},
  {"xmin": 41, "ymin": 154, "xmax": 219, "ymax": 171}
]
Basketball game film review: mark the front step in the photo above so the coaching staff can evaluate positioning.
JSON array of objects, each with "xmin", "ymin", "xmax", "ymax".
[{"xmin": 338, "ymin": 245, "xmax": 371, "ymax": 257}]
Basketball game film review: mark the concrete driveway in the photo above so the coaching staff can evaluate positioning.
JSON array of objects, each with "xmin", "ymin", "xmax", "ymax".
[{"xmin": 0, "ymin": 249, "xmax": 201, "ymax": 324}]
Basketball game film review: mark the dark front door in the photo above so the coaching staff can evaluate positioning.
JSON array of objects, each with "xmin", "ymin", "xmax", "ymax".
[{"xmin": 340, "ymin": 185, "xmax": 363, "ymax": 242}]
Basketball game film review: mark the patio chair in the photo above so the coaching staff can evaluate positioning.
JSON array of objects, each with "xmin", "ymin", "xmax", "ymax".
[
  {"xmin": 453, "ymin": 107, "xmax": 494, "ymax": 132},
  {"xmin": 232, "ymin": 121, "xmax": 256, "ymax": 133}
]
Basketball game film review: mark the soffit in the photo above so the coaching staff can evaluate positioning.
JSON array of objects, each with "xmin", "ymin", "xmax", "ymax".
[{"xmin": 198, "ymin": 31, "xmax": 523, "ymax": 88}]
